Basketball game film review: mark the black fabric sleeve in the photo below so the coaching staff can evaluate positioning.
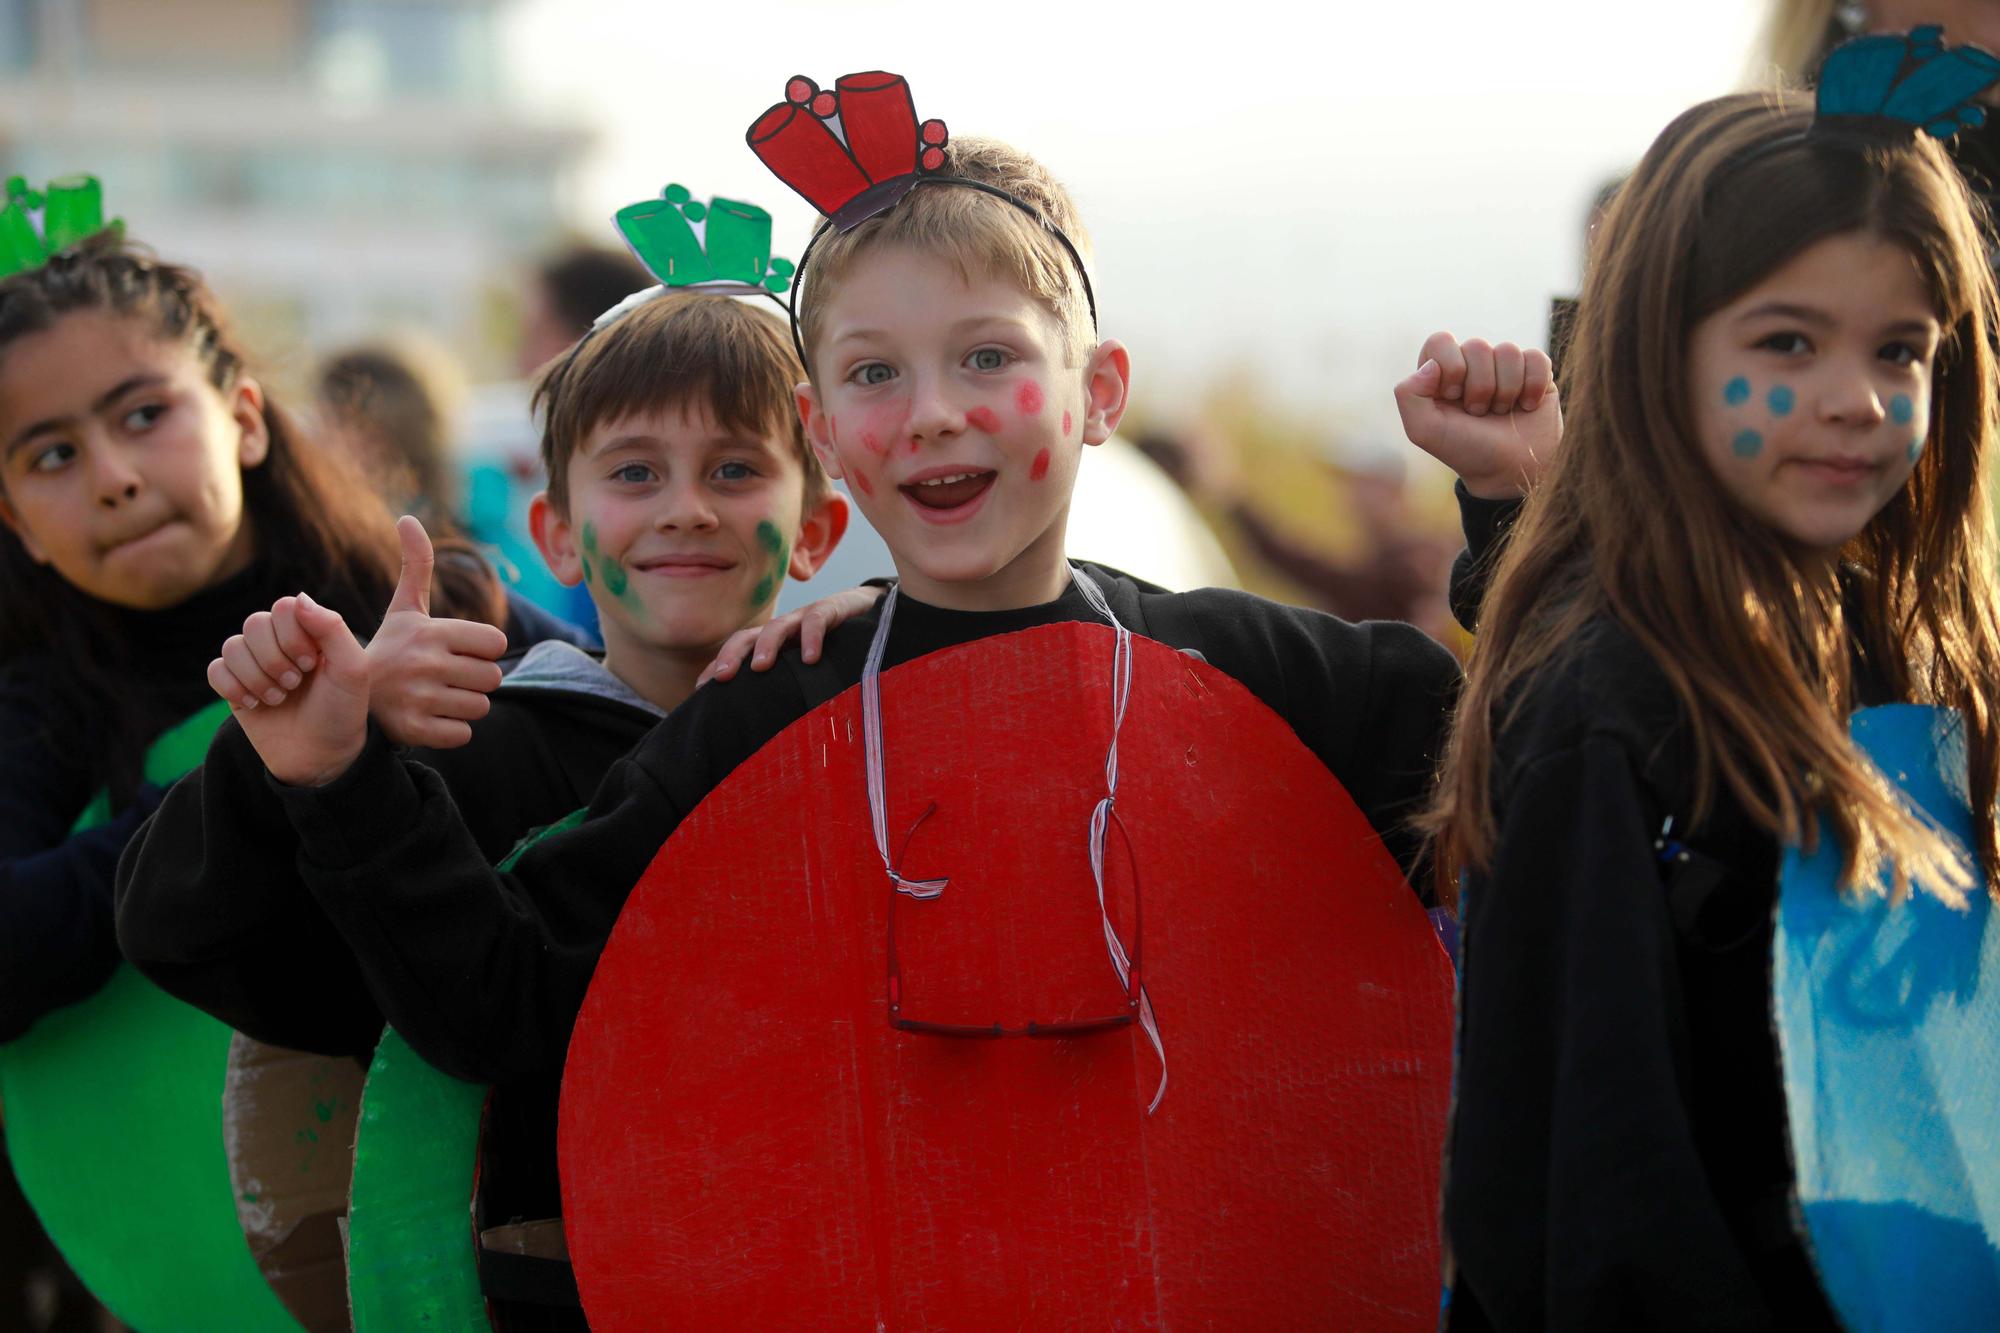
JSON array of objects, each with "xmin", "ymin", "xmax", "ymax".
[
  {"xmin": 0, "ymin": 664, "xmax": 148, "ymax": 1041},
  {"xmin": 1449, "ymin": 481, "xmax": 1522, "ymax": 633},
  {"xmin": 1446, "ymin": 736, "xmax": 1772, "ymax": 1332},
  {"xmin": 1144, "ymin": 590, "xmax": 1458, "ymax": 891},
  {"xmin": 113, "ymin": 719, "xmax": 387, "ymax": 1058},
  {"xmin": 278, "ymin": 665, "xmax": 811, "ymax": 1084}
]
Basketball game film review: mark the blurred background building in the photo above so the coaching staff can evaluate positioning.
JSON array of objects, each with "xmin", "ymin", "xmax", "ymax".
[{"xmin": 0, "ymin": 0, "xmax": 584, "ymax": 375}]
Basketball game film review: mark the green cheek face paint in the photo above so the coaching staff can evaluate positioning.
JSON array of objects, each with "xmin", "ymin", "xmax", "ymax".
[
  {"xmin": 750, "ymin": 519, "xmax": 788, "ymax": 608},
  {"xmin": 581, "ymin": 522, "xmax": 642, "ymax": 612}
]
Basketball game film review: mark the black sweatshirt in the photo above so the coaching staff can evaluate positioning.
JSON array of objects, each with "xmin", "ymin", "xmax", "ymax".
[
  {"xmin": 264, "ymin": 564, "xmax": 1461, "ymax": 1086},
  {"xmin": 115, "ymin": 642, "xmax": 659, "ymax": 1059},
  {"xmin": 0, "ymin": 561, "xmax": 290, "ymax": 1041},
  {"xmin": 1444, "ymin": 618, "xmax": 1845, "ymax": 1333}
]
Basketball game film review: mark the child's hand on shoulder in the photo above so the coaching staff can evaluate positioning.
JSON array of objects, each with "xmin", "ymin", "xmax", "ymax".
[
  {"xmin": 697, "ymin": 583, "xmax": 887, "ymax": 687},
  {"xmin": 364, "ymin": 516, "xmax": 508, "ymax": 750},
  {"xmin": 1394, "ymin": 332, "xmax": 1562, "ymax": 499},
  {"xmin": 209, "ymin": 592, "xmax": 371, "ymax": 788}
]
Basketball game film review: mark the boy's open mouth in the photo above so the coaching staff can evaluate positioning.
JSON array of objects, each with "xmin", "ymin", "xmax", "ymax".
[{"xmin": 900, "ymin": 470, "xmax": 996, "ymax": 511}]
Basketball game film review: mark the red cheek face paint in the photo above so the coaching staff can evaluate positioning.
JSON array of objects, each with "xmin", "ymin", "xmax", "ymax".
[
  {"xmin": 861, "ymin": 431, "xmax": 886, "ymax": 456},
  {"xmin": 862, "ymin": 400, "xmax": 910, "ymax": 458},
  {"xmin": 1061, "ymin": 411, "xmax": 1072, "ymax": 437},
  {"xmin": 1014, "ymin": 382, "xmax": 1044, "ymax": 417},
  {"xmin": 966, "ymin": 406, "xmax": 1002, "ymax": 434},
  {"xmin": 852, "ymin": 470, "xmax": 874, "ymax": 497},
  {"xmin": 1029, "ymin": 449, "xmax": 1051, "ymax": 481}
]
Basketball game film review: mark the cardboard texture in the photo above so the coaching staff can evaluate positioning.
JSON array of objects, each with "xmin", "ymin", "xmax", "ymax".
[
  {"xmin": 560, "ymin": 623, "xmax": 1456, "ymax": 1330},
  {"xmin": 0, "ymin": 700, "xmax": 302, "ymax": 1332},
  {"xmin": 346, "ymin": 1026, "xmax": 491, "ymax": 1331},
  {"xmin": 1777, "ymin": 704, "xmax": 2000, "ymax": 1330},
  {"xmin": 224, "ymin": 1034, "xmax": 366, "ymax": 1333}
]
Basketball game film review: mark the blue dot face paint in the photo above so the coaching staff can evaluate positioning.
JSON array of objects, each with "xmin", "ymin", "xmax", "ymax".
[
  {"xmin": 1766, "ymin": 385, "xmax": 1795, "ymax": 417},
  {"xmin": 1890, "ymin": 394, "xmax": 1915, "ymax": 426},
  {"xmin": 1724, "ymin": 377, "xmax": 1752, "ymax": 407},
  {"xmin": 1732, "ymin": 429, "xmax": 1765, "ymax": 458}
]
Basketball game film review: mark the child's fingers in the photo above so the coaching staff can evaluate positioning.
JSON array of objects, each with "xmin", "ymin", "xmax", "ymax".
[
  {"xmin": 697, "ymin": 627, "xmax": 761, "ymax": 686},
  {"xmin": 430, "ymin": 686, "xmax": 493, "ymax": 724},
  {"xmin": 241, "ymin": 612, "xmax": 304, "ymax": 692},
  {"xmin": 1460, "ymin": 338, "xmax": 1496, "ymax": 416},
  {"xmin": 266, "ymin": 597, "xmax": 318, "ymax": 674},
  {"xmin": 439, "ymin": 656, "xmax": 505, "ymax": 695},
  {"xmin": 387, "ymin": 515, "xmax": 435, "ymax": 618},
  {"xmin": 294, "ymin": 593, "xmax": 368, "ymax": 676},
  {"xmin": 798, "ymin": 611, "xmax": 827, "ymax": 664},
  {"xmin": 220, "ymin": 633, "xmax": 292, "ymax": 708},
  {"xmin": 439, "ymin": 618, "xmax": 509, "ymax": 661},
  {"xmin": 1417, "ymin": 332, "xmax": 1467, "ymax": 402},
  {"xmin": 1392, "ymin": 363, "xmax": 1450, "ymax": 450},
  {"xmin": 1490, "ymin": 342, "xmax": 1526, "ymax": 414},
  {"xmin": 207, "ymin": 656, "xmax": 259, "ymax": 710},
  {"xmin": 399, "ymin": 717, "xmax": 475, "ymax": 750},
  {"xmin": 1521, "ymin": 349, "xmax": 1554, "ymax": 411},
  {"xmin": 748, "ymin": 614, "xmax": 804, "ymax": 671}
]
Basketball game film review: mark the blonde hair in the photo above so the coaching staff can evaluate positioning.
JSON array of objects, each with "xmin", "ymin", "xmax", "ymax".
[
  {"xmin": 796, "ymin": 136, "xmax": 1095, "ymax": 372},
  {"xmin": 1758, "ymin": 0, "xmax": 1843, "ymax": 85},
  {"xmin": 1432, "ymin": 92, "xmax": 2000, "ymax": 907}
]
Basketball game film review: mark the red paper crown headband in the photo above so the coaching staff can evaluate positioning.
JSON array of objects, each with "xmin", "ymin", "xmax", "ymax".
[{"xmin": 746, "ymin": 70, "xmax": 1098, "ymax": 369}]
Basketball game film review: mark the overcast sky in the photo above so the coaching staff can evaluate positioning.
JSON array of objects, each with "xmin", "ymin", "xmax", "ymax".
[{"xmin": 501, "ymin": 0, "xmax": 1771, "ymax": 457}]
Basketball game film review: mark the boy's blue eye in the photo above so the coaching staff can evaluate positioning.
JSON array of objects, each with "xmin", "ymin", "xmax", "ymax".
[
  {"xmin": 855, "ymin": 363, "xmax": 895, "ymax": 387},
  {"xmin": 713, "ymin": 460, "xmax": 758, "ymax": 482},
  {"xmin": 611, "ymin": 462, "xmax": 655, "ymax": 484},
  {"xmin": 968, "ymin": 348, "xmax": 1008, "ymax": 372}
]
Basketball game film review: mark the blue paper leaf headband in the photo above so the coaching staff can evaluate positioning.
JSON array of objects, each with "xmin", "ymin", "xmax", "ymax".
[{"xmin": 1815, "ymin": 25, "xmax": 2000, "ymax": 141}]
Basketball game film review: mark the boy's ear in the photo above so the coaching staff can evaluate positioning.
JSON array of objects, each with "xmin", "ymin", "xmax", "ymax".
[
  {"xmin": 1079, "ymin": 339, "xmax": 1132, "ymax": 448},
  {"xmin": 232, "ymin": 376, "xmax": 271, "ymax": 470},
  {"xmin": 528, "ymin": 490, "xmax": 585, "ymax": 587},
  {"xmin": 789, "ymin": 489, "xmax": 850, "ymax": 581},
  {"xmin": 796, "ymin": 382, "xmax": 846, "ymax": 481}
]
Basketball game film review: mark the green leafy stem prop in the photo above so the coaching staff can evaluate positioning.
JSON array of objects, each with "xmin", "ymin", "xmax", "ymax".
[{"xmin": 0, "ymin": 175, "xmax": 119, "ymax": 278}]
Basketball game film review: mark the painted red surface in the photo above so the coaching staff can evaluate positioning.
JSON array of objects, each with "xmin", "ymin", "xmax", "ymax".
[
  {"xmin": 851, "ymin": 469, "xmax": 874, "ymax": 498},
  {"xmin": 1061, "ymin": 410, "xmax": 1072, "ymax": 437},
  {"xmin": 562, "ymin": 625, "xmax": 1454, "ymax": 1331},
  {"xmin": 1014, "ymin": 382, "xmax": 1045, "ymax": 417},
  {"xmin": 964, "ymin": 406, "xmax": 1002, "ymax": 434},
  {"xmin": 1029, "ymin": 448, "xmax": 1051, "ymax": 481}
]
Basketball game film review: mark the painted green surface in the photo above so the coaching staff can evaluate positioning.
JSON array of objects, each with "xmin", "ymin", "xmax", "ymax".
[
  {"xmin": 346, "ymin": 1027, "xmax": 490, "ymax": 1331},
  {"xmin": 0, "ymin": 699, "xmax": 304, "ymax": 1332},
  {"xmin": 751, "ymin": 519, "xmax": 789, "ymax": 608}
]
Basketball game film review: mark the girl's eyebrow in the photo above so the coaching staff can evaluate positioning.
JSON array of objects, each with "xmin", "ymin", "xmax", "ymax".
[
  {"xmin": 5, "ymin": 373, "xmax": 168, "ymax": 457},
  {"xmin": 1736, "ymin": 300, "xmax": 1831, "ymax": 327}
]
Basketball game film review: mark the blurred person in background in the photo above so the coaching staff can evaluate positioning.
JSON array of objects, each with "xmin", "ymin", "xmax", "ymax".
[
  {"xmin": 1132, "ymin": 427, "xmax": 1458, "ymax": 643},
  {"xmin": 316, "ymin": 338, "xmax": 463, "ymax": 530}
]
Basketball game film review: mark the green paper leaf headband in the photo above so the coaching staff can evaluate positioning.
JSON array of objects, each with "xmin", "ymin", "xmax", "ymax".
[
  {"xmin": 596, "ymin": 182, "xmax": 796, "ymax": 332},
  {"xmin": 0, "ymin": 174, "xmax": 121, "ymax": 278}
]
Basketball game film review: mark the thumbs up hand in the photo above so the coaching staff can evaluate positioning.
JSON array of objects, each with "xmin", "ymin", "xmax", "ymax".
[
  {"xmin": 362, "ymin": 516, "xmax": 508, "ymax": 751},
  {"xmin": 209, "ymin": 589, "xmax": 373, "ymax": 788}
]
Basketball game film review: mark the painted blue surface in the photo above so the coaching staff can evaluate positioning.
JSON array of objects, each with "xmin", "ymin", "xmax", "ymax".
[
  {"xmin": 1725, "ymin": 376, "xmax": 1752, "ymax": 407},
  {"xmin": 1776, "ymin": 704, "xmax": 2000, "ymax": 1332}
]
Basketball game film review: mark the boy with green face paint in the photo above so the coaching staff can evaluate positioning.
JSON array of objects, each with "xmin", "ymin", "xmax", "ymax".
[{"xmin": 116, "ymin": 288, "xmax": 858, "ymax": 1326}]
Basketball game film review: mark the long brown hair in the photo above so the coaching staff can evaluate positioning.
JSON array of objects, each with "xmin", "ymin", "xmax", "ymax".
[
  {"xmin": 0, "ymin": 230, "xmax": 503, "ymax": 797},
  {"xmin": 1434, "ymin": 92, "xmax": 2000, "ymax": 905}
]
